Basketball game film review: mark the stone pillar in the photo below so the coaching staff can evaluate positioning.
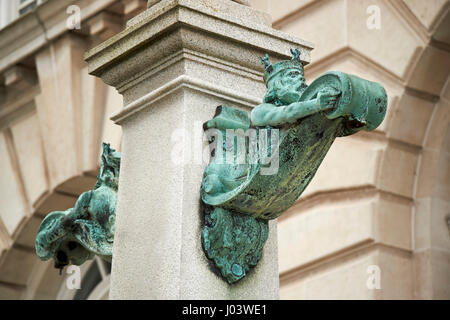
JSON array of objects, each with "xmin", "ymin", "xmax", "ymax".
[{"xmin": 85, "ymin": 0, "xmax": 313, "ymax": 299}]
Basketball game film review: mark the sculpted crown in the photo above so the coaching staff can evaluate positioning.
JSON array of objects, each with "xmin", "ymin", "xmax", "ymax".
[{"xmin": 260, "ymin": 48, "xmax": 305, "ymax": 84}]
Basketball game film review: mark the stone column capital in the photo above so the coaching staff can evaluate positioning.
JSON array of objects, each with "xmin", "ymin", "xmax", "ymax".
[{"xmin": 85, "ymin": 0, "xmax": 313, "ymax": 110}]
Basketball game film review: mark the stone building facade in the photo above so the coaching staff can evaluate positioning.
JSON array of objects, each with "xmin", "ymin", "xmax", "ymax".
[{"xmin": 0, "ymin": 0, "xmax": 449, "ymax": 299}]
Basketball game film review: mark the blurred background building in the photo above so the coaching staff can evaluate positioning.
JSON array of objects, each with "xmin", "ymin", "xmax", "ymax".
[{"xmin": 0, "ymin": 0, "xmax": 448, "ymax": 299}]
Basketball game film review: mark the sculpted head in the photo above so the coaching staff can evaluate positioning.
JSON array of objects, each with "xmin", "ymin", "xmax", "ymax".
[
  {"xmin": 260, "ymin": 49, "xmax": 308, "ymax": 106},
  {"xmin": 36, "ymin": 143, "xmax": 120, "ymax": 271},
  {"xmin": 35, "ymin": 209, "xmax": 95, "ymax": 270}
]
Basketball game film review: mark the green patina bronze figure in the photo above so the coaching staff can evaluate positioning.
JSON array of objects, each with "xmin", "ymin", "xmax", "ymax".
[
  {"xmin": 201, "ymin": 48, "xmax": 387, "ymax": 283},
  {"xmin": 35, "ymin": 143, "xmax": 120, "ymax": 271}
]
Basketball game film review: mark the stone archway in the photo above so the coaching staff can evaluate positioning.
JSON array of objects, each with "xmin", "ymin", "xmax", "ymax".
[
  {"xmin": 412, "ymin": 77, "xmax": 450, "ymax": 299},
  {"xmin": 0, "ymin": 0, "xmax": 146, "ymax": 300}
]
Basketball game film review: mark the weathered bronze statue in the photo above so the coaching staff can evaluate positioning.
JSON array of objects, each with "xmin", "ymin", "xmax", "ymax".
[
  {"xmin": 201, "ymin": 49, "xmax": 387, "ymax": 283},
  {"xmin": 35, "ymin": 143, "xmax": 120, "ymax": 271},
  {"xmin": 34, "ymin": 48, "xmax": 387, "ymax": 285}
]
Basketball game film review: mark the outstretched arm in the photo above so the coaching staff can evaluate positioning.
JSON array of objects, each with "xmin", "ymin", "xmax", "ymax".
[
  {"xmin": 251, "ymin": 100, "xmax": 317, "ymax": 127},
  {"xmin": 251, "ymin": 88, "xmax": 341, "ymax": 127}
]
